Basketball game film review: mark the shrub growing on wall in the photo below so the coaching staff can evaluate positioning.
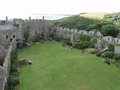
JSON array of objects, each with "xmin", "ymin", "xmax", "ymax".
[
  {"xmin": 7, "ymin": 51, "xmax": 19, "ymax": 90},
  {"xmin": 96, "ymin": 51, "xmax": 102, "ymax": 57},
  {"xmin": 54, "ymin": 35, "xmax": 61, "ymax": 41},
  {"xmin": 102, "ymin": 51, "xmax": 114, "ymax": 58},
  {"xmin": 11, "ymin": 51, "xmax": 17, "ymax": 61},
  {"xmin": 80, "ymin": 35, "xmax": 90, "ymax": 42},
  {"xmin": 33, "ymin": 33, "xmax": 43, "ymax": 42},
  {"xmin": 63, "ymin": 38, "xmax": 71, "ymax": 46},
  {"xmin": 75, "ymin": 41, "xmax": 90, "ymax": 49},
  {"xmin": 108, "ymin": 44, "xmax": 114, "ymax": 51},
  {"xmin": 91, "ymin": 38, "xmax": 97, "ymax": 44},
  {"xmin": 8, "ymin": 75, "xmax": 20, "ymax": 88}
]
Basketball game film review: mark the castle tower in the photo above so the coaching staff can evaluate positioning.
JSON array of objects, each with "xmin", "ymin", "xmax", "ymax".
[
  {"xmin": 6, "ymin": 16, "xmax": 8, "ymax": 23},
  {"xmin": 29, "ymin": 17, "xmax": 31, "ymax": 20},
  {"xmin": 42, "ymin": 16, "xmax": 44, "ymax": 20}
]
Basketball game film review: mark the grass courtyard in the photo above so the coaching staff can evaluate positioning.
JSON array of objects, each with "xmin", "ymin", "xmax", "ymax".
[{"xmin": 18, "ymin": 41, "xmax": 120, "ymax": 90}]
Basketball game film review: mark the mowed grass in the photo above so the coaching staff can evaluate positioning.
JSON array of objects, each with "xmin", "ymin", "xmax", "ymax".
[{"xmin": 18, "ymin": 41, "xmax": 120, "ymax": 90}]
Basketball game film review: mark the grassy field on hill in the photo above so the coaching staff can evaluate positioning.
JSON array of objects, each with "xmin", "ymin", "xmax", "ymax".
[
  {"xmin": 18, "ymin": 41, "xmax": 120, "ymax": 90},
  {"xmin": 80, "ymin": 13, "xmax": 111, "ymax": 20}
]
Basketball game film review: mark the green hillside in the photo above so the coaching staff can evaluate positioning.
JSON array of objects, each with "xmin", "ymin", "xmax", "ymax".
[
  {"xmin": 54, "ymin": 15, "xmax": 100, "ymax": 30},
  {"xmin": 80, "ymin": 13, "xmax": 111, "ymax": 20},
  {"xmin": 54, "ymin": 13, "xmax": 120, "ymax": 37}
]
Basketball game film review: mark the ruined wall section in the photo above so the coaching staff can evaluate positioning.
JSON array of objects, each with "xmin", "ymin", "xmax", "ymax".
[{"xmin": 22, "ymin": 20, "xmax": 54, "ymax": 41}]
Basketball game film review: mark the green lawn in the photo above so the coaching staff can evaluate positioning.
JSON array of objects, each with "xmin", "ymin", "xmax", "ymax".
[{"xmin": 18, "ymin": 41, "xmax": 120, "ymax": 90}]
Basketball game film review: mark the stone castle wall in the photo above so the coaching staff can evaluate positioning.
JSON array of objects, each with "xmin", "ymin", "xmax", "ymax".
[
  {"xmin": 0, "ymin": 19, "xmax": 55, "ymax": 90},
  {"xmin": 0, "ymin": 42, "xmax": 13, "ymax": 90},
  {"xmin": 55, "ymin": 27, "xmax": 120, "ymax": 52}
]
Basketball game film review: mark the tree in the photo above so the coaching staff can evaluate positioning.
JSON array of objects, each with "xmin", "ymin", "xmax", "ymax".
[
  {"xmin": 23, "ymin": 27, "xmax": 30, "ymax": 42},
  {"xmin": 101, "ymin": 24, "xmax": 119, "ymax": 37}
]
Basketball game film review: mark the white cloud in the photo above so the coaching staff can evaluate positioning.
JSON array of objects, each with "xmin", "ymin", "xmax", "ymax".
[{"xmin": 0, "ymin": 0, "xmax": 120, "ymax": 19}]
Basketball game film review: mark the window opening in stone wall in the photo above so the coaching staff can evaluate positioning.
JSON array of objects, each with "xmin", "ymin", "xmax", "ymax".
[{"xmin": 6, "ymin": 35, "xmax": 8, "ymax": 39}]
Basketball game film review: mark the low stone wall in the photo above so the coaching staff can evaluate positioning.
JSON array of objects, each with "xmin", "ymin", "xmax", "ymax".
[
  {"xmin": 0, "ymin": 66, "xmax": 7, "ymax": 90},
  {"xmin": 3, "ymin": 44, "xmax": 12, "ymax": 78},
  {"xmin": 114, "ymin": 46, "xmax": 120, "ymax": 54}
]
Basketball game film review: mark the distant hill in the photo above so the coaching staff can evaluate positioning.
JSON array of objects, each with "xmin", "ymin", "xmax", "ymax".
[
  {"xmin": 54, "ymin": 13, "xmax": 120, "ymax": 37},
  {"xmin": 54, "ymin": 15, "xmax": 100, "ymax": 30},
  {"xmin": 53, "ymin": 14, "xmax": 112, "ymax": 30},
  {"xmin": 80, "ymin": 13, "xmax": 112, "ymax": 20}
]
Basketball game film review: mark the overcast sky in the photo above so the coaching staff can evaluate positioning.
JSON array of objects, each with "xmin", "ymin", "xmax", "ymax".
[{"xmin": 0, "ymin": 0, "xmax": 120, "ymax": 19}]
